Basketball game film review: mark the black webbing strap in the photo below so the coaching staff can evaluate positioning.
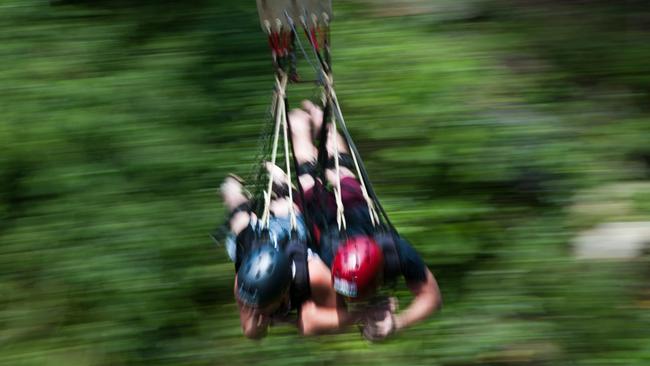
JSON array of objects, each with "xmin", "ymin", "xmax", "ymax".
[
  {"xmin": 316, "ymin": 99, "xmax": 332, "ymax": 182},
  {"xmin": 312, "ymin": 95, "xmax": 342, "ymax": 242},
  {"xmin": 285, "ymin": 235, "xmax": 311, "ymax": 305}
]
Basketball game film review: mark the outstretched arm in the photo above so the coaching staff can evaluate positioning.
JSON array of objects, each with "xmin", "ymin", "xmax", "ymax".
[
  {"xmin": 363, "ymin": 268, "xmax": 441, "ymax": 341},
  {"xmin": 300, "ymin": 267, "xmax": 442, "ymax": 337},
  {"xmin": 299, "ymin": 297, "xmax": 360, "ymax": 336},
  {"xmin": 395, "ymin": 268, "xmax": 442, "ymax": 330},
  {"xmin": 298, "ymin": 258, "xmax": 361, "ymax": 335}
]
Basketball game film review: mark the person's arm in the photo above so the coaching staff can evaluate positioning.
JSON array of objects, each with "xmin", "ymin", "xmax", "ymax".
[
  {"xmin": 299, "ymin": 297, "xmax": 361, "ymax": 335},
  {"xmin": 298, "ymin": 258, "xmax": 361, "ymax": 335},
  {"xmin": 364, "ymin": 235, "xmax": 443, "ymax": 340},
  {"xmin": 394, "ymin": 268, "xmax": 442, "ymax": 331},
  {"xmin": 303, "ymin": 268, "xmax": 442, "ymax": 337},
  {"xmin": 392, "ymin": 239, "xmax": 442, "ymax": 331},
  {"xmin": 362, "ymin": 268, "xmax": 441, "ymax": 341}
]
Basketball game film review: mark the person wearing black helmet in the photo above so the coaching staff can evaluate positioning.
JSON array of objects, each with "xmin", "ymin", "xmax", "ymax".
[
  {"xmin": 221, "ymin": 167, "xmax": 346, "ymax": 339},
  {"xmin": 236, "ymin": 244, "xmax": 292, "ymax": 317},
  {"xmin": 289, "ymin": 100, "xmax": 443, "ymax": 341}
]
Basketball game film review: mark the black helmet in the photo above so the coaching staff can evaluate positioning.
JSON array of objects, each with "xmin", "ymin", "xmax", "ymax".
[{"xmin": 237, "ymin": 244, "xmax": 292, "ymax": 310}]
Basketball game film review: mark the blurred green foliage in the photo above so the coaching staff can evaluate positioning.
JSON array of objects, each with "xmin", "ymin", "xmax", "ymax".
[{"xmin": 1, "ymin": 0, "xmax": 649, "ymax": 365}]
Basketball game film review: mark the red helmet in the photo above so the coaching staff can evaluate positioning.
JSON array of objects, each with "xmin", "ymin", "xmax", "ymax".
[{"xmin": 331, "ymin": 236, "xmax": 384, "ymax": 300}]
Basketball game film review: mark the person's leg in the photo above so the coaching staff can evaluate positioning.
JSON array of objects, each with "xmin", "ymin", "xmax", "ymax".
[
  {"xmin": 289, "ymin": 108, "xmax": 318, "ymax": 191},
  {"xmin": 323, "ymin": 123, "xmax": 356, "ymax": 186},
  {"xmin": 306, "ymin": 257, "xmax": 338, "ymax": 308},
  {"xmin": 221, "ymin": 175, "xmax": 248, "ymax": 211},
  {"xmin": 220, "ymin": 176, "xmax": 251, "ymax": 235},
  {"xmin": 302, "ymin": 100, "xmax": 355, "ymax": 185},
  {"xmin": 325, "ymin": 124, "xmax": 351, "ymax": 163},
  {"xmin": 302, "ymin": 100, "xmax": 367, "ymax": 215},
  {"xmin": 264, "ymin": 162, "xmax": 299, "ymax": 218},
  {"xmin": 301, "ymin": 100, "xmax": 324, "ymax": 140},
  {"xmin": 302, "ymin": 100, "xmax": 349, "ymax": 162}
]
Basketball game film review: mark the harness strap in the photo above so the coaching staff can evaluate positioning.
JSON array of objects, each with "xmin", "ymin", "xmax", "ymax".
[
  {"xmin": 285, "ymin": 236, "xmax": 311, "ymax": 307},
  {"xmin": 296, "ymin": 161, "xmax": 317, "ymax": 176},
  {"xmin": 326, "ymin": 153, "xmax": 354, "ymax": 171},
  {"xmin": 227, "ymin": 201, "xmax": 253, "ymax": 222},
  {"xmin": 316, "ymin": 99, "xmax": 331, "ymax": 182}
]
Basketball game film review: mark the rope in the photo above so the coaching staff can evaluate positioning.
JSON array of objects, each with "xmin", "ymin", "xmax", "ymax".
[
  {"xmin": 332, "ymin": 92, "xmax": 393, "ymax": 228},
  {"xmin": 281, "ymin": 94, "xmax": 297, "ymax": 230},
  {"xmin": 261, "ymin": 73, "xmax": 288, "ymax": 228},
  {"xmin": 248, "ymin": 82, "xmax": 287, "ymax": 215},
  {"xmin": 292, "ymin": 17, "xmax": 383, "ymax": 229},
  {"xmin": 332, "ymin": 94, "xmax": 394, "ymax": 229},
  {"xmin": 321, "ymin": 73, "xmax": 380, "ymax": 227},
  {"xmin": 256, "ymin": 12, "xmax": 393, "ymax": 236}
]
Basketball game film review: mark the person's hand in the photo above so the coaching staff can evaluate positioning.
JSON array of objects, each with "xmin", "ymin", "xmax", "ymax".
[
  {"xmin": 238, "ymin": 303, "xmax": 271, "ymax": 339},
  {"xmin": 362, "ymin": 310, "xmax": 394, "ymax": 341},
  {"xmin": 264, "ymin": 162, "xmax": 289, "ymax": 187},
  {"xmin": 301, "ymin": 100, "xmax": 324, "ymax": 138},
  {"xmin": 361, "ymin": 297, "xmax": 399, "ymax": 342},
  {"xmin": 220, "ymin": 175, "xmax": 248, "ymax": 208},
  {"xmin": 255, "ymin": 309, "xmax": 271, "ymax": 328}
]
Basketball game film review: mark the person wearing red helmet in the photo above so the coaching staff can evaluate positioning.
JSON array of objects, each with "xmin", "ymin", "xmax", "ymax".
[
  {"xmin": 289, "ymin": 101, "xmax": 442, "ymax": 340},
  {"xmin": 330, "ymin": 236, "xmax": 384, "ymax": 298}
]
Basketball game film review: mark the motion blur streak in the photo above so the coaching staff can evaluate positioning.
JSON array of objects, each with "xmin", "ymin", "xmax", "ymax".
[{"xmin": 1, "ymin": 0, "xmax": 649, "ymax": 365}]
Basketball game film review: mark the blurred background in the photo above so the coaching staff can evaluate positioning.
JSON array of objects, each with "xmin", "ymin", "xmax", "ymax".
[{"xmin": 1, "ymin": 0, "xmax": 649, "ymax": 365}]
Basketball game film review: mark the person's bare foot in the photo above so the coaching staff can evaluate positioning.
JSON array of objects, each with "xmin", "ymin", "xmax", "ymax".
[
  {"xmin": 264, "ymin": 162, "xmax": 289, "ymax": 186},
  {"xmin": 302, "ymin": 100, "xmax": 324, "ymax": 138},
  {"xmin": 264, "ymin": 162, "xmax": 300, "ymax": 218},
  {"xmin": 288, "ymin": 104, "xmax": 319, "ymax": 167},
  {"xmin": 220, "ymin": 175, "xmax": 249, "ymax": 211}
]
